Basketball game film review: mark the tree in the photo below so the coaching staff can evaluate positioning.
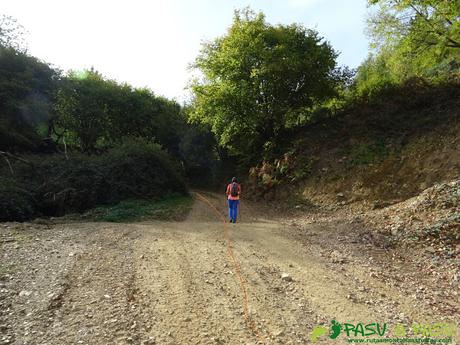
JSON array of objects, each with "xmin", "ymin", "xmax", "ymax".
[
  {"xmin": 0, "ymin": 45, "xmax": 58, "ymax": 151},
  {"xmin": 368, "ymin": 0, "xmax": 460, "ymax": 51},
  {"xmin": 355, "ymin": 0, "xmax": 459, "ymax": 93},
  {"xmin": 55, "ymin": 69, "xmax": 186, "ymax": 154},
  {"xmin": 189, "ymin": 9, "xmax": 339, "ymax": 164},
  {"xmin": 55, "ymin": 70, "xmax": 115, "ymax": 152},
  {"xmin": 366, "ymin": 0, "xmax": 460, "ymax": 79},
  {"xmin": 0, "ymin": 15, "xmax": 27, "ymax": 52}
]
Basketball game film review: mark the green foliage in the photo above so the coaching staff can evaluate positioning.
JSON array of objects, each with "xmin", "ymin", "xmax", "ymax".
[
  {"xmin": 178, "ymin": 108, "xmax": 221, "ymax": 187},
  {"xmin": 55, "ymin": 70, "xmax": 186, "ymax": 153},
  {"xmin": 99, "ymin": 138, "xmax": 187, "ymax": 201},
  {"xmin": 249, "ymin": 150, "xmax": 313, "ymax": 191},
  {"xmin": 0, "ymin": 139, "xmax": 188, "ymax": 221},
  {"xmin": 368, "ymin": 0, "xmax": 460, "ymax": 51},
  {"xmin": 357, "ymin": 0, "xmax": 460, "ymax": 95},
  {"xmin": 0, "ymin": 45, "xmax": 58, "ymax": 151},
  {"xmin": 349, "ymin": 139, "xmax": 389, "ymax": 166},
  {"xmin": 0, "ymin": 178, "xmax": 36, "ymax": 221},
  {"xmin": 353, "ymin": 53, "xmax": 395, "ymax": 97},
  {"xmin": 249, "ymin": 79, "xmax": 460, "ymax": 193},
  {"xmin": 190, "ymin": 8, "xmax": 340, "ymax": 165},
  {"xmin": 0, "ymin": 15, "xmax": 27, "ymax": 52},
  {"xmin": 54, "ymin": 70, "xmax": 113, "ymax": 152},
  {"xmin": 86, "ymin": 194, "xmax": 193, "ymax": 222}
]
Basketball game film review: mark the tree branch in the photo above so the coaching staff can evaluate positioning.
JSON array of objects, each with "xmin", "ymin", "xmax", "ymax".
[
  {"xmin": 3, "ymin": 156, "xmax": 14, "ymax": 175},
  {"xmin": 409, "ymin": 4, "xmax": 460, "ymax": 48}
]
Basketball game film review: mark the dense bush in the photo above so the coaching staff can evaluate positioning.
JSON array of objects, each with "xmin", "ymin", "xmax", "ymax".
[
  {"xmin": 0, "ymin": 139, "xmax": 187, "ymax": 220},
  {"xmin": 0, "ymin": 178, "xmax": 36, "ymax": 221}
]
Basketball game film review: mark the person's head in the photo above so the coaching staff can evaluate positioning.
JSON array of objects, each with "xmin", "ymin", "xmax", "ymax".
[{"xmin": 231, "ymin": 177, "xmax": 237, "ymax": 183}]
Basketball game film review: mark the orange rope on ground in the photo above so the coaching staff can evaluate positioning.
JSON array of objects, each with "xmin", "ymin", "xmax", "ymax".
[{"xmin": 195, "ymin": 192, "xmax": 269, "ymax": 344}]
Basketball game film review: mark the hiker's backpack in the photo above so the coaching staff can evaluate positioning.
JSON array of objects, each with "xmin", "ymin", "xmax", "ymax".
[{"xmin": 230, "ymin": 182, "xmax": 239, "ymax": 197}]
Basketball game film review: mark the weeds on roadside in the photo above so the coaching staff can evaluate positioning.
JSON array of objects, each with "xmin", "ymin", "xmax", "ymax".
[{"xmin": 84, "ymin": 194, "xmax": 193, "ymax": 222}]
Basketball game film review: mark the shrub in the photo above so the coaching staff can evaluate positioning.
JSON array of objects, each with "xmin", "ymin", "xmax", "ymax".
[
  {"xmin": 0, "ymin": 178, "xmax": 36, "ymax": 221},
  {"xmin": 100, "ymin": 139, "xmax": 187, "ymax": 203},
  {"xmin": 85, "ymin": 194, "xmax": 193, "ymax": 223},
  {"xmin": 0, "ymin": 139, "xmax": 188, "ymax": 220},
  {"xmin": 349, "ymin": 139, "xmax": 389, "ymax": 166}
]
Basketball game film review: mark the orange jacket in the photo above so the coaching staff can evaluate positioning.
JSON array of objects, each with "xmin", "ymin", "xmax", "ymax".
[{"xmin": 226, "ymin": 183, "xmax": 241, "ymax": 200}]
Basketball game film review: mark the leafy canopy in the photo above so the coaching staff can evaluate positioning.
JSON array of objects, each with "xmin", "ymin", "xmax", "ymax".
[
  {"xmin": 55, "ymin": 69, "xmax": 184, "ymax": 153},
  {"xmin": 0, "ymin": 45, "xmax": 58, "ymax": 151},
  {"xmin": 189, "ymin": 9, "xmax": 339, "ymax": 163},
  {"xmin": 0, "ymin": 15, "xmax": 27, "ymax": 52},
  {"xmin": 368, "ymin": 0, "xmax": 460, "ymax": 51},
  {"xmin": 363, "ymin": 0, "xmax": 460, "ymax": 84}
]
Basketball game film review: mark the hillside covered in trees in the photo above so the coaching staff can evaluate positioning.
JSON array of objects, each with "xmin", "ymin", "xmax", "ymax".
[
  {"xmin": 0, "ymin": 16, "xmax": 220, "ymax": 221},
  {"xmin": 1, "ymin": 0, "xmax": 459, "ymax": 221}
]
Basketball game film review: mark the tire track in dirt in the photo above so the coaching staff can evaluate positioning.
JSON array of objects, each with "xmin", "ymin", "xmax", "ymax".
[
  {"xmin": 37, "ymin": 224, "xmax": 143, "ymax": 344},
  {"xmin": 2, "ymin": 193, "xmax": 458, "ymax": 345},
  {"xmin": 134, "ymin": 221, "xmax": 257, "ymax": 344}
]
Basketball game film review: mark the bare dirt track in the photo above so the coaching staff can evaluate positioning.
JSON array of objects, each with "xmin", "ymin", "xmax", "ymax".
[{"xmin": 1, "ymin": 192, "xmax": 458, "ymax": 345}]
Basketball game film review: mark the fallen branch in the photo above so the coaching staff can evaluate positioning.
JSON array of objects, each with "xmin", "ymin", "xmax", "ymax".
[
  {"xmin": 0, "ymin": 150, "xmax": 32, "ymax": 167},
  {"xmin": 3, "ymin": 156, "xmax": 14, "ymax": 175},
  {"xmin": 63, "ymin": 135, "xmax": 69, "ymax": 160}
]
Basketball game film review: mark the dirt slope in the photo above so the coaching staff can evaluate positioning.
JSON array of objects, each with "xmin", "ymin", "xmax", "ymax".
[{"xmin": 1, "ymin": 192, "xmax": 458, "ymax": 344}]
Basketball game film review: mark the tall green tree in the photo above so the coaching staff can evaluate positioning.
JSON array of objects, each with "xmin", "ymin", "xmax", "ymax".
[
  {"xmin": 55, "ymin": 70, "xmax": 115, "ymax": 152},
  {"xmin": 189, "ymin": 9, "xmax": 339, "ymax": 164},
  {"xmin": 0, "ymin": 45, "xmax": 58, "ymax": 151}
]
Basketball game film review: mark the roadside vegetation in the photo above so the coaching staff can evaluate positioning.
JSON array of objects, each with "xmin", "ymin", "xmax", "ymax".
[
  {"xmin": 0, "ymin": 16, "xmax": 216, "ymax": 221},
  {"xmin": 1, "ymin": 1, "xmax": 459, "ymax": 221},
  {"xmin": 82, "ymin": 193, "xmax": 193, "ymax": 223}
]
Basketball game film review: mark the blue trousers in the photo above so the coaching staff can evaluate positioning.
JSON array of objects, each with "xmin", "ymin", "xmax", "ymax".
[{"xmin": 228, "ymin": 199, "xmax": 240, "ymax": 223}]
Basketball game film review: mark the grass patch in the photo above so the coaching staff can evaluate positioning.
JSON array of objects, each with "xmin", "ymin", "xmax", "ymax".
[
  {"xmin": 84, "ymin": 193, "xmax": 193, "ymax": 222},
  {"xmin": 12, "ymin": 232, "xmax": 31, "ymax": 242},
  {"xmin": 348, "ymin": 139, "xmax": 389, "ymax": 166}
]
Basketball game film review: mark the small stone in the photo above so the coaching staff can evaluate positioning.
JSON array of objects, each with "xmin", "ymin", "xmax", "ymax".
[
  {"xmin": 19, "ymin": 290, "xmax": 32, "ymax": 297},
  {"xmin": 274, "ymin": 329, "xmax": 284, "ymax": 336},
  {"xmin": 330, "ymin": 250, "xmax": 347, "ymax": 263},
  {"xmin": 281, "ymin": 273, "xmax": 293, "ymax": 282},
  {"xmin": 425, "ymin": 247, "xmax": 436, "ymax": 254}
]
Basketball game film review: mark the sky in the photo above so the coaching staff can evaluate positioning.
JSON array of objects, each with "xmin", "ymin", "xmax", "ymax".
[{"xmin": 2, "ymin": 0, "xmax": 371, "ymax": 101}]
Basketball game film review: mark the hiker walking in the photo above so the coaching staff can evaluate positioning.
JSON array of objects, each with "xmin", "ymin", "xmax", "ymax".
[{"xmin": 226, "ymin": 177, "xmax": 241, "ymax": 223}]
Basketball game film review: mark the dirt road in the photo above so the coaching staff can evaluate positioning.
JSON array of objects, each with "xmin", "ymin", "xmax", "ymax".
[{"xmin": 1, "ymin": 192, "xmax": 458, "ymax": 344}]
